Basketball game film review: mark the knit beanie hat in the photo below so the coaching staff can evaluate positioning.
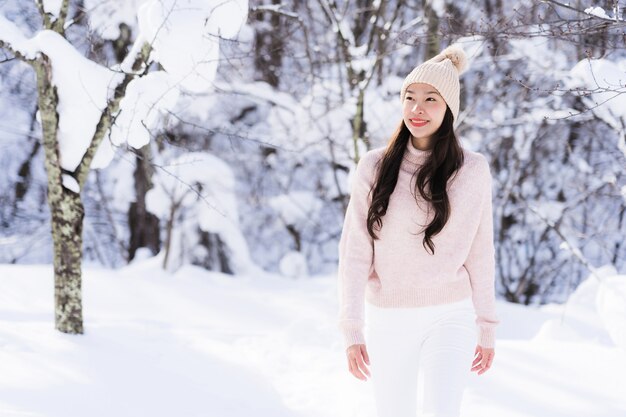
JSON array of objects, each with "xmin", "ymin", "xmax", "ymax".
[{"xmin": 400, "ymin": 44, "xmax": 468, "ymax": 121}]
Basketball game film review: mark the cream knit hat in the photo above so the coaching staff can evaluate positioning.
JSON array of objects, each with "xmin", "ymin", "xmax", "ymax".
[{"xmin": 400, "ymin": 44, "xmax": 468, "ymax": 121}]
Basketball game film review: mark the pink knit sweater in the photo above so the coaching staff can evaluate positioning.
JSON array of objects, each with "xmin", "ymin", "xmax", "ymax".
[{"xmin": 337, "ymin": 138, "xmax": 500, "ymax": 349}]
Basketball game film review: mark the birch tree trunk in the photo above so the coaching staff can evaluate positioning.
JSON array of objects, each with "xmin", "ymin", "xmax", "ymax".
[
  {"xmin": 29, "ymin": 26, "xmax": 150, "ymax": 333},
  {"xmin": 35, "ymin": 56, "xmax": 84, "ymax": 333},
  {"xmin": 50, "ymin": 190, "xmax": 85, "ymax": 333}
]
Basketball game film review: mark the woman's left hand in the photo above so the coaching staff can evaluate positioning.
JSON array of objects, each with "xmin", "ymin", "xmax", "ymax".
[{"xmin": 470, "ymin": 345, "xmax": 494, "ymax": 375}]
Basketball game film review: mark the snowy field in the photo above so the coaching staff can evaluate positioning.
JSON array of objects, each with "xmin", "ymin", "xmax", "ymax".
[{"xmin": 0, "ymin": 258, "xmax": 625, "ymax": 417}]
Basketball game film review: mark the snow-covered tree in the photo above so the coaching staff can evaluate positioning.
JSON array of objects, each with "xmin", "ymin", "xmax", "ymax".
[
  {"xmin": 145, "ymin": 151, "xmax": 256, "ymax": 274},
  {"xmin": 1, "ymin": 0, "xmax": 625, "ymax": 320},
  {"xmin": 0, "ymin": 0, "xmax": 248, "ymax": 334}
]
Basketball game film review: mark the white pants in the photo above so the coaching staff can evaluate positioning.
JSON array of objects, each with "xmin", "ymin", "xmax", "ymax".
[{"xmin": 364, "ymin": 297, "xmax": 476, "ymax": 417}]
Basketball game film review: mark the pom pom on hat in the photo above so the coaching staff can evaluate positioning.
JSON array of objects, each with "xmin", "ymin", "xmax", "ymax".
[
  {"xmin": 400, "ymin": 43, "xmax": 469, "ymax": 121},
  {"xmin": 434, "ymin": 44, "xmax": 468, "ymax": 75}
]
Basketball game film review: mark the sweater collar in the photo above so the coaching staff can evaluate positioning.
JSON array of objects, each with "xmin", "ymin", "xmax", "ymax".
[{"xmin": 401, "ymin": 138, "xmax": 432, "ymax": 173}]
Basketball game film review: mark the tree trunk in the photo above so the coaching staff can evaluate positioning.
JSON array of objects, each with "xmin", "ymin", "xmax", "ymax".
[
  {"xmin": 352, "ymin": 87, "xmax": 368, "ymax": 160},
  {"xmin": 162, "ymin": 199, "xmax": 181, "ymax": 270},
  {"xmin": 35, "ymin": 56, "xmax": 84, "ymax": 334},
  {"xmin": 253, "ymin": 0, "xmax": 284, "ymax": 87},
  {"xmin": 50, "ymin": 190, "xmax": 85, "ymax": 334},
  {"xmin": 424, "ymin": 0, "xmax": 440, "ymax": 59},
  {"xmin": 13, "ymin": 108, "xmax": 41, "ymax": 212},
  {"xmin": 194, "ymin": 230, "xmax": 233, "ymax": 274},
  {"xmin": 16, "ymin": 4, "xmax": 152, "ymax": 334},
  {"xmin": 128, "ymin": 145, "xmax": 160, "ymax": 261}
]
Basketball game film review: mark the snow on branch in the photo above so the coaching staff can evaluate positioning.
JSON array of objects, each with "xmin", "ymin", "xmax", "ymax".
[
  {"xmin": 3, "ymin": 0, "xmax": 250, "ymax": 180},
  {"xmin": 136, "ymin": 0, "xmax": 248, "ymax": 93},
  {"xmin": 568, "ymin": 56, "xmax": 626, "ymax": 158},
  {"xmin": 35, "ymin": 0, "xmax": 72, "ymax": 33},
  {"xmin": 544, "ymin": 0, "xmax": 625, "ymax": 22},
  {"xmin": 584, "ymin": 5, "xmax": 624, "ymax": 21},
  {"xmin": 0, "ymin": 14, "xmax": 33, "ymax": 59},
  {"xmin": 250, "ymin": 4, "xmax": 299, "ymax": 19},
  {"xmin": 40, "ymin": 0, "xmax": 64, "ymax": 17}
]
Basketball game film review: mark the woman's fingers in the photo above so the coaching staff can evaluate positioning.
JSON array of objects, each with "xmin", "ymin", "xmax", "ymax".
[
  {"xmin": 481, "ymin": 349, "xmax": 495, "ymax": 374},
  {"xmin": 471, "ymin": 355, "xmax": 482, "ymax": 368},
  {"xmin": 361, "ymin": 345, "xmax": 370, "ymax": 365},
  {"xmin": 357, "ymin": 353, "xmax": 371, "ymax": 377},
  {"xmin": 470, "ymin": 352, "xmax": 482, "ymax": 371},
  {"xmin": 349, "ymin": 356, "xmax": 368, "ymax": 380},
  {"xmin": 471, "ymin": 346, "xmax": 482, "ymax": 369},
  {"xmin": 470, "ymin": 345, "xmax": 495, "ymax": 375},
  {"xmin": 347, "ymin": 344, "xmax": 371, "ymax": 381}
]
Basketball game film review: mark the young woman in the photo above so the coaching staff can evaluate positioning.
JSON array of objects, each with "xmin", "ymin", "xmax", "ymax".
[{"xmin": 337, "ymin": 45, "xmax": 500, "ymax": 417}]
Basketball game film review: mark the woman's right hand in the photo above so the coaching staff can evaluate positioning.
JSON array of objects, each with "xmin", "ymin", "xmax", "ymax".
[{"xmin": 346, "ymin": 344, "xmax": 371, "ymax": 381}]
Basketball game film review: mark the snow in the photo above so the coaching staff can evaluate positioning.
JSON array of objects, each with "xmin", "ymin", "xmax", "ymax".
[
  {"xmin": 571, "ymin": 154, "xmax": 593, "ymax": 174},
  {"xmin": 569, "ymin": 55, "xmax": 626, "ymax": 160},
  {"xmin": 267, "ymin": 78, "xmax": 368, "ymax": 154},
  {"xmin": 0, "ymin": 261, "xmax": 625, "ymax": 416},
  {"xmin": 1, "ymin": 0, "xmax": 249, "ymax": 173},
  {"xmin": 509, "ymin": 34, "xmax": 571, "ymax": 72},
  {"xmin": 455, "ymin": 35, "xmax": 486, "ymax": 64},
  {"xmin": 234, "ymin": 22, "xmax": 255, "ymax": 44},
  {"xmin": 136, "ymin": 0, "xmax": 248, "ymax": 93},
  {"xmin": 213, "ymin": 79, "xmax": 297, "ymax": 111},
  {"xmin": 109, "ymin": 157, "xmax": 137, "ymax": 211},
  {"xmin": 2, "ymin": 4, "xmax": 626, "ymax": 414},
  {"xmin": 268, "ymin": 191, "xmax": 323, "ymax": 226},
  {"xmin": 531, "ymin": 200, "xmax": 564, "ymax": 224},
  {"xmin": 42, "ymin": 0, "xmax": 63, "ymax": 18},
  {"xmin": 0, "ymin": 15, "xmax": 29, "ymax": 48},
  {"xmin": 347, "ymin": 44, "xmax": 375, "ymax": 74},
  {"xmin": 584, "ymin": 6, "xmax": 611, "ymax": 20},
  {"xmin": 352, "ymin": 56, "xmax": 376, "ymax": 75},
  {"xmin": 32, "ymin": 31, "xmax": 122, "ymax": 172},
  {"xmin": 596, "ymin": 273, "xmax": 626, "ymax": 349},
  {"xmin": 336, "ymin": 19, "xmax": 355, "ymax": 46},
  {"xmin": 85, "ymin": 0, "xmax": 249, "ymax": 42},
  {"xmin": 279, "ymin": 251, "xmax": 309, "ymax": 279},
  {"xmin": 0, "ymin": 27, "xmax": 123, "ymax": 171},
  {"xmin": 84, "ymin": 0, "xmax": 150, "ymax": 40},
  {"xmin": 110, "ymin": 71, "xmax": 180, "ymax": 150},
  {"xmin": 146, "ymin": 152, "xmax": 256, "ymax": 274},
  {"xmin": 428, "ymin": 0, "xmax": 446, "ymax": 18},
  {"xmin": 146, "ymin": 152, "xmax": 236, "ymax": 222},
  {"xmin": 569, "ymin": 57, "xmax": 626, "ymax": 131},
  {"xmin": 61, "ymin": 174, "xmax": 80, "ymax": 193}
]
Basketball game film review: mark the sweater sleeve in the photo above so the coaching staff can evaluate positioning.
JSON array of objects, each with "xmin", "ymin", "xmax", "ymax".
[
  {"xmin": 464, "ymin": 157, "xmax": 500, "ymax": 349},
  {"xmin": 337, "ymin": 153, "xmax": 376, "ymax": 349}
]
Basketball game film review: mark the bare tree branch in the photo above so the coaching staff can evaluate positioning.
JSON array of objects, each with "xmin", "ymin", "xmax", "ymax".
[
  {"xmin": 52, "ymin": 0, "xmax": 72, "ymax": 34},
  {"xmin": 541, "ymin": 0, "xmax": 625, "ymax": 23},
  {"xmin": 0, "ymin": 35, "xmax": 36, "ymax": 65},
  {"xmin": 34, "ymin": 0, "xmax": 51, "ymax": 29},
  {"xmin": 76, "ymin": 43, "xmax": 153, "ymax": 188}
]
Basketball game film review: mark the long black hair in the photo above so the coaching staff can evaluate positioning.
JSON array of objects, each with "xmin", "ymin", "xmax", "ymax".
[{"xmin": 366, "ymin": 106, "xmax": 464, "ymax": 255}]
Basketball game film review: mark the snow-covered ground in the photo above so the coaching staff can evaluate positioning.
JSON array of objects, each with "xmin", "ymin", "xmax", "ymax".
[{"xmin": 0, "ymin": 259, "xmax": 625, "ymax": 417}]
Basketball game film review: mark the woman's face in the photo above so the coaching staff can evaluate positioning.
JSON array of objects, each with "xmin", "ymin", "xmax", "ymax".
[{"xmin": 402, "ymin": 83, "xmax": 447, "ymax": 145}]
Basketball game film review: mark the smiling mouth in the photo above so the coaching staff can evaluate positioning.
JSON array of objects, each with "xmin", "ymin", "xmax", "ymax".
[{"xmin": 409, "ymin": 119, "xmax": 428, "ymax": 126}]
